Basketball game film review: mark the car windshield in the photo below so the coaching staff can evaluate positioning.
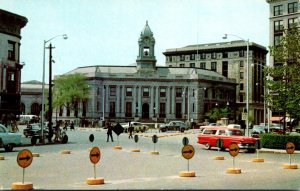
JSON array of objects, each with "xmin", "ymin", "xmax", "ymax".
[
  {"xmin": 253, "ymin": 125, "xmax": 264, "ymax": 131},
  {"xmin": 227, "ymin": 129, "xmax": 243, "ymax": 136}
]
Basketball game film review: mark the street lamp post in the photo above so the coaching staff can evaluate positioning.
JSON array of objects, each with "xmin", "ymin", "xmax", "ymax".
[
  {"xmin": 223, "ymin": 34, "xmax": 250, "ymax": 136},
  {"xmin": 41, "ymin": 34, "xmax": 67, "ymax": 143}
]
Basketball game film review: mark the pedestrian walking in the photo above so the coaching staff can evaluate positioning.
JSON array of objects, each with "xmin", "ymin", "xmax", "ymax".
[
  {"xmin": 106, "ymin": 121, "xmax": 114, "ymax": 142},
  {"xmin": 128, "ymin": 122, "xmax": 133, "ymax": 139},
  {"xmin": 70, "ymin": 121, "xmax": 75, "ymax": 131}
]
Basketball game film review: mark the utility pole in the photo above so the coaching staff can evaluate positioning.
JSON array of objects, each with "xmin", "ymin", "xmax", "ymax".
[{"xmin": 47, "ymin": 43, "xmax": 55, "ymax": 142}]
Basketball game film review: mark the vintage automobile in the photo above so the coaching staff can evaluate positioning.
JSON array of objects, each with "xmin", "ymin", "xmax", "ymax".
[
  {"xmin": 0, "ymin": 124, "xmax": 21, "ymax": 152},
  {"xmin": 23, "ymin": 123, "xmax": 49, "ymax": 138},
  {"xmin": 122, "ymin": 122, "xmax": 149, "ymax": 133},
  {"xmin": 197, "ymin": 126, "xmax": 258, "ymax": 153},
  {"xmin": 159, "ymin": 121, "xmax": 188, "ymax": 132}
]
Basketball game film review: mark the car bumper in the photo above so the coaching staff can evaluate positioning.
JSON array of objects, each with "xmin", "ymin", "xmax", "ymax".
[{"xmin": 238, "ymin": 143, "xmax": 256, "ymax": 149}]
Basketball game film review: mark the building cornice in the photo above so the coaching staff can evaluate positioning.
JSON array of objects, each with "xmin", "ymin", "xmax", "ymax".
[{"xmin": 0, "ymin": 9, "xmax": 28, "ymax": 37}]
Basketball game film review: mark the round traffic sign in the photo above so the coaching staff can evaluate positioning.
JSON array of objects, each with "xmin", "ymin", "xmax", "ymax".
[
  {"xmin": 255, "ymin": 140, "xmax": 262, "ymax": 150},
  {"xmin": 89, "ymin": 147, "xmax": 101, "ymax": 164},
  {"xmin": 17, "ymin": 149, "xmax": 33, "ymax": 168},
  {"xmin": 228, "ymin": 143, "xmax": 239, "ymax": 157},
  {"xmin": 134, "ymin": 134, "xmax": 139, "ymax": 143},
  {"xmin": 216, "ymin": 139, "xmax": 223, "ymax": 148},
  {"xmin": 182, "ymin": 144, "xmax": 195, "ymax": 160},
  {"xmin": 286, "ymin": 142, "xmax": 295, "ymax": 154},
  {"xmin": 182, "ymin": 137, "xmax": 189, "ymax": 146},
  {"xmin": 152, "ymin": 135, "xmax": 158, "ymax": 144},
  {"xmin": 89, "ymin": 134, "xmax": 94, "ymax": 142}
]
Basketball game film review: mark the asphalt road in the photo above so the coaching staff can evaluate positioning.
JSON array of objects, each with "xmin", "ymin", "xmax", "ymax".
[{"xmin": 0, "ymin": 127, "xmax": 300, "ymax": 190}]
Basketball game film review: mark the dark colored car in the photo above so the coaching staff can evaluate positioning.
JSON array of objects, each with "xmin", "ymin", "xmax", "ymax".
[{"xmin": 23, "ymin": 123, "xmax": 49, "ymax": 138}]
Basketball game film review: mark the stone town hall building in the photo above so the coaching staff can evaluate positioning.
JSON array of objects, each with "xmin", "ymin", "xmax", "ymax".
[{"xmin": 59, "ymin": 21, "xmax": 236, "ymax": 124}]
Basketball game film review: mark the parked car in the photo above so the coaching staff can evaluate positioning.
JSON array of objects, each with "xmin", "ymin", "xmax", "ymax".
[
  {"xmin": 197, "ymin": 126, "xmax": 258, "ymax": 153},
  {"xmin": 122, "ymin": 122, "xmax": 149, "ymax": 133},
  {"xmin": 251, "ymin": 125, "xmax": 266, "ymax": 138},
  {"xmin": 159, "ymin": 121, "xmax": 188, "ymax": 132},
  {"xmin": 227, "ymin": 124, "xmax": 241, "ymax": 129},
  {"xmin": 23, "ymin": 123, "xmax": 49, "ymax": 138},
  {"xmin": 0, "ymin": 124, "xmax": 21, "ymax": 152}
]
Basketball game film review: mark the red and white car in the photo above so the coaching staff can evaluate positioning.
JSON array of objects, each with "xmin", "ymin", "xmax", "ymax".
[{"xmin": 197, "ymin": 126, "xmax": 258, "ymax": 153}]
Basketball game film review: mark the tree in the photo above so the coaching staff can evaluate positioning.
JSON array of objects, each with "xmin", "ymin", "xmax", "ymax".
[
  {"xmin": 205, "ymin": 107, "xmax": 229, "ymax": 122},
  {"xmin": 52, "ymin": 73, "xmax": 90, "ymax": 119},
  {"xmin": 266, "ymin": 27, "xmax": 300, "ymax": 134}
]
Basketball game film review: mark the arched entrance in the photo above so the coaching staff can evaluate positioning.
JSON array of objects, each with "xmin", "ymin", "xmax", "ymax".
[
  {"xmin": 142, "ymin": 103, "xmax": 149, "ymax": 119},
  {"xmin": 31, "ymin": 103, "xmax": 40, "ymax": 116}
]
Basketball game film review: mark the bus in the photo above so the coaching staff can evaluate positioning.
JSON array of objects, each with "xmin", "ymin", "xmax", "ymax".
[{"xmin": 17, "ymin": 115, "xmax": 39, "ymax": 125}]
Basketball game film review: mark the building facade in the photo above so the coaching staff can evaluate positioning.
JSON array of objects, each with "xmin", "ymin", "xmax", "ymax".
[
  {"xmin": 0, "ymin": 9, "xmax": 27, "ymax": 124},
  {"xmin": 163, "ymin": 41, "xmax": 268, "ymax": 125},
  {"xmin": 58, "ymin": 21, "xmax": 237, "ymax": 125}
]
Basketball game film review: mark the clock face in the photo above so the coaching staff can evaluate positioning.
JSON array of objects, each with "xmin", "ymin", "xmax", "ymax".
[{"xmin": 144, "ymin": 37, "xmax": 150, "ymax": 43}]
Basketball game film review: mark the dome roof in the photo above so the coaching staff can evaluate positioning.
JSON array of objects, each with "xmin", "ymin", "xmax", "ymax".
[{"xmin": 141, "ymin": 20, "xmax": 153, "ymax": 37}]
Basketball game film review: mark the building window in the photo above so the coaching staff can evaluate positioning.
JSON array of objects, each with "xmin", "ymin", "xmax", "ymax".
[
  {"xmin": 239, "ymin": 50, "xmax": 245, "ymax": 57},
  {"xmin": 274, "ymin": 5, "xmax": 283, "ymax": 16},
  {"xmin": 179, "ymin": 63, "xmax": 185, "ymax": 68},
  {"xmin": 97, "ymin": 87, "xmax": 100, "ymax": 95},
  {"xmin": 205, "ymin": 88, "xmax": 208, "ymax": 98},
  {"xmin": 110, "ymin": 86, "xmax": 116, "ymax": 96},
  {"xmin": 160, "ymin": 88, "xmax": 166, "ymax": 97},
  {"xmin": 190, "ymin": 63, "xmax": 195, "ymax": 68},
  {"xmin": 109, "ymin": 102, "xmax": 116, "ymax": 117},
  {"xmin": 8, "ymin": 41, "xmax": 16, "ymax": 61},
  {"xmin": 211, "ymin": 52, "xmax": 217, "ymax": 59},
  {"xmin": 126, "ymin": 87, "xmax": 132, "ymax": 97},
  {"xmin": 223, "ymin": 52, "xmax": 228, "ymax": 58},
  {"xmin": 288, "ymin": 18, "xmax": 298, "ymax": 29},
  {"xmin": 143, "ymin": 87, "xmax": 149, "ymax": 97},
  {"xmin": 200, "ymin": 62, "xmax": 206, "ymax": 69},
  {"xmin": 211, "ymin": 62, "xmax": 217, "ymax": 72},
  {"xmin": 168, "ymin": 56, "xmax": 172, "ymax": 62},
  {"xmin": 239, "ymin": 94, "xmax": 244, "ymax": 102},
  {"xmin": 222, "ymin": 61, "xmax": 228, "ymax": 77},
  {"xmin": 274, "ymin": 33, "xmax": 283, "ymax": 46},
  {"xmin": 240, "ymin": 83, "xmax": 244, "ymax": 91},
  {"xmin": 143, "ymin": 47, "xmax": 149, "ymax": 56},
  {"xmin": 288, "ymin": 2, "xmax": 298, "ymax": 14},
  {"xmin": 59, "ymin": 106, "xmax": 63, "ymax": 116},
  {"xmin": 159, "ymin": 103, "xmax": 166, "ymax": 118},
  {"xmin": 97, "ymin": 101, "xmax": 99, "ymax": 111},
  {"xmin": 212, "ymin": 89, "xmax": 216, "ymax": 99},
  {"xmin": 240, "ymin": 72, "xmax": 244, "ymax": 79},
  {"xmin": 176, "ymin": 88, "xmax": 182, "ymax": 97},
  {"xmin": 180, "ymin": 55, "xmax": 185, "ymax": 61},
  {"xmin": 125, "ymin": 102, "xmax": 132, "ymax": 117},
  {"xmin": 190, "ymin": 54, "xmax": 195, "ymax": 60},
  {"xmin": 200, "ymin": 53, "xmax": 206, "ymax": 59},
  {"xmin": 274, "ymin": 20, "xmax": 284, "ymax": 31},
  {"xmin": 240, "ymin": 61, "xmax": 244, "ymax": 67}
]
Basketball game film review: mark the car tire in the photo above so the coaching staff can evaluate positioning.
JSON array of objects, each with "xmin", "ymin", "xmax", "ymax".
[
  {"xmin": 4, "ymin": 144, "xmax": 13, "ymax": 152},
  {"xmin": 204, "ymin": 143, "xmax": 211, "ymax": 150}
]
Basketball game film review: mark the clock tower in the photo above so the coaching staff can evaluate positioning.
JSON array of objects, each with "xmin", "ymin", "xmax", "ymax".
[{"xmin": 136, "ymin": 21, "xmax": 157, "ymax": 70}]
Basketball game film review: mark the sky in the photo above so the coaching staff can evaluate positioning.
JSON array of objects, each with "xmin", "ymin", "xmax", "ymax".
[{"xmin": 0, "ymin": 0, "xmax": 270, "ymax": 83}]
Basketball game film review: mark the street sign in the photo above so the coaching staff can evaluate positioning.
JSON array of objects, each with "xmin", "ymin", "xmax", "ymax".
[
  {"xmin": 89, "ymin": 147, "xmax": 101, "ymax": 164},
  {"xmin": 182, "ymin": 137, "xmax": 189, "ymax": 146},
  {"xmin": 286, "ymin": 142, "xmax": 295, "ymax": 154},
  {"xmin": 216, "ymin": 139, "xmax": 223, "ymax": 148},
  {"xmin": 228, "ymin": 143, "xmax": 239, "ymax": 157},
  {"xmin": 255, "ymin": 140, "xmax": 262, "ymax": 150},
  {"xmin": 17, "ymin": 149, "xmax": 33, "ymax": 168},
  {"xmin": 152, "ymin": 135, "xmax": 158, "ymax": 143},
  {"xmin": 134, "ymin": 134, "xmax": 139, "ymax": 143},
  {"xmin": 89, "ymin": 134, "xmax": 94, "ymax": 142},
  {"xmin": 242, "ymin": 113, "xmax": 247, "ymax": 121},
  {"xmin": 182, "ymin": 144, "xmax": 195, "ymax": 160},
  {"xmin": 113, "ymin": 123, "xmax": 124, "ymax": 136}
]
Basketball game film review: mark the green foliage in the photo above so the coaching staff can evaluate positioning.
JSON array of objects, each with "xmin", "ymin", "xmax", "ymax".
[
  {"xmin": 266, "ymin": 28, "xmax": 300, "ymax": 131},
  {"xmin": 205, "ymin": 107, "xmax": 229, "ymax": 121},
  {"xmin": 52, "ymin": 73, "xmax": 90, "ymax": 114},
  {"xmin": 260, "ymin": 133, "xmax": 300, "ymax": 150}
]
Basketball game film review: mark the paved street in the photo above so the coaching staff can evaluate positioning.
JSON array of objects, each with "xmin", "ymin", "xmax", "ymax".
[{"xmin": 0, "ymin": 127, "xmax": 300, "ymax": 190}]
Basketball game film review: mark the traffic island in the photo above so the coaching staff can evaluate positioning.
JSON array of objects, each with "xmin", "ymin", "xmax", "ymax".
[
  {"xmin": 149, "ymin": 151, "xmax": 159, "ymax": 155},
  {"xmin": 11, "ymin": 182, "xmax": 33, "ymax": 190},
  {"xmin": 179, "ymin": 171, "xmax": 196, "ymax": 177},
  {"xmin": 113, "ymin": 145, "xmax": 122, "ymax": 150},
  {"xmin": 251, "ymin": 158, "xmax": 264, "ymax": 162},
  {"xmin": 213, "ymin": 156, "xmax": 225, "ymax": 160},
  {"xmin": 86, "ymin": 177, "xmax": 104, "ymax": 185},
  {"xmin": 60, "ymin": 150, "xmax": 71, "ymax": 154},
  {"xmin": 131, "ymin": 149, "xmax": 140, "ymax": 152},
  {"xmin": 226, "ymin": 168, "xmax": 241, "ymax": 174},
  {"xmin": 283, "ymin": 164, "xmax": 298, "ymax": 169},
  {"xmin": 0, "ymin": 156, "xmax": 5, "ymax": 160}
]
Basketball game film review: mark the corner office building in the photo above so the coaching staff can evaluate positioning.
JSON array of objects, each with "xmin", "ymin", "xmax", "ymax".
[
  {"xmin": 163, "ymin": 40, "xmax": 268, "ymax": 125},
  {"xmin": 61, "ymin": 21, "xmax": 236, "ymax": 124}
]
